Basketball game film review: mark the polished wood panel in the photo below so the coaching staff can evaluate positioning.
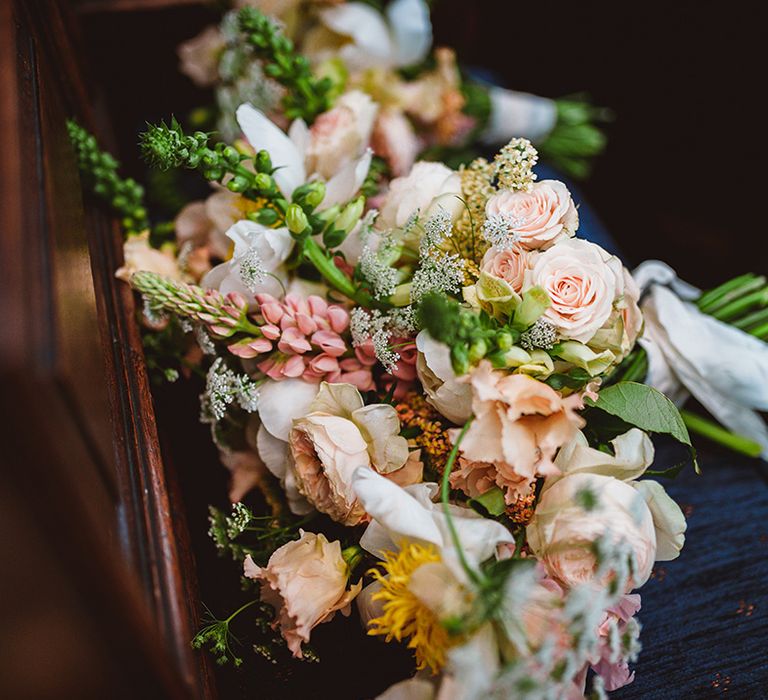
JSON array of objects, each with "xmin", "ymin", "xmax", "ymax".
[{"xmin": 0, "ymin": 1, "xmax": 215, "ymax": 696}]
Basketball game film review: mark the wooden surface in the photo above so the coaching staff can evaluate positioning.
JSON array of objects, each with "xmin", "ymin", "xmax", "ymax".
[{"xmin": 0, "ymin": 1, "xmax": 215, "ymax": 696}]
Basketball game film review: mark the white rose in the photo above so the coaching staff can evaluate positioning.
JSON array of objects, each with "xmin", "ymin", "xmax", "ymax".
[
  {"xmin": 526, "ymin": 472, "xmax": 657, "ymax": 590},
  {"xmin": 415, "ymin": 331, "xmax": 472, "ymax": 425},
  {"xmin": 525, "ymin": 238, "xmax": 623, "ymax": 344},
  {"xmin": 377, "ymin": 161, "xmax": 462, "ymax": 230},
  {"xmin": 484, "ymin": 180, "xmax": 578, "ymax": 250}
]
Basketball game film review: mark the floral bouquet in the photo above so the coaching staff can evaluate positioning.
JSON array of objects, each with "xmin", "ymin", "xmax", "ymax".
[{"xmin": 68, "ymin": 5, "xmax": 768, "ymax": 698}]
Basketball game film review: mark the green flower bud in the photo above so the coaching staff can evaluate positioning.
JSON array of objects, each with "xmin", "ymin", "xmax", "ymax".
[
  {"xmin": 335, "ymin": 196, "xmax": 365, "ymax": 234},
  {"xmin": 222, "ymin": 146, "xmax": 240, "ymax": 164},
  {"xmin": 468, "ymin": 338, "xmax": 488, "ymax": 363},
  {"xmin": 450, "ymin": 344, "xmax": 470, "ymax": 376},
  {"xmin": 227, "ymin": 175, "xmax": 251, "ymax": 193},
  {"xmin": 254, "ymin": 172, "xmax": 276, "ymax": 195},
  {"xmin": 255, "ymin": 150, "xmax": 272, "ymax": 173},
  {"xmin": 303, "ymin": 181, "xmax": 326, "ymax": 209},
  {"xmin": 286, "ymin": 203, "xmax": 310, "ymax": 235},
  {"xmin": 253, "ymin": 207, "xmax": 279, "ymax": 226},
  {"xmin": 323, "ymin": 228, "xmax": 346, "ymax": 249},
  {"xmin": 496, "ymin": 330, "xmax": 514, "ymax": 351}
]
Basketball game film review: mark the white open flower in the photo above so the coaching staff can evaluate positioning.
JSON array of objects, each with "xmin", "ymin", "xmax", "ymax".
[
  {"xmin": 201, "ymin": 220, "xmax": 293, "ymax": 300},
  {"xmin": 236, "ymin": 101, "xmax": 373, "ymax": 209},
  {"xmin": 303, "ymin": 0, "xmax": 432, "ymax": 72}
]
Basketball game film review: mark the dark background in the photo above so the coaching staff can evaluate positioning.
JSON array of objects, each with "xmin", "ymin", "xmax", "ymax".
[{"xmin": 78, "ymin": 0, "xmax": 766, "ymax": 287}]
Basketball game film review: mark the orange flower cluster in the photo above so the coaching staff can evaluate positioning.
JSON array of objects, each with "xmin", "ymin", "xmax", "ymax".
[{"xmin": 395, "ymin": 393, "xmax": 453, "ymax": 475}]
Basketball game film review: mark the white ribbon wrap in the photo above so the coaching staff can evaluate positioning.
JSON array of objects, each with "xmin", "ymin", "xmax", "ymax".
[{"xmin": 633, "ymin": 260, "xmax": 768, "ymax": 458}]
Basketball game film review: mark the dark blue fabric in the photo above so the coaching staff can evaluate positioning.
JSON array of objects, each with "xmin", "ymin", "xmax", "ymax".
[{"xmin": 547, "ymin": 172, "xmax": 768, "ymax": 698}]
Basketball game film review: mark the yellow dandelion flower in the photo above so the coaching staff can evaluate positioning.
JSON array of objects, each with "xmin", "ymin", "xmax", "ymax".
[{"xmin": 367, "ymin": 543, "xmax": 455, "ymax": 674}]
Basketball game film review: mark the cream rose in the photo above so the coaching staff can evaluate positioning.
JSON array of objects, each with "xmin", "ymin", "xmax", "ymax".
[
  {"xmin": 305, "ymin": 90, "xmax": 378, "ymax": 181},
  {"xmin": 526, "ymin": 472, "xmax": 657, "ymax": 590},
  {"xmin": 525, "ymin": 238, "xmax": 624, "ymax": 344},
  {"xmin": 377, "ymin": 161, "xmax": 462, "ymax": 230},
  {"xmin": 484, "ymin": 180, "xmax": 578, "ymax": 250},
  {"xmin": 244, "ymin": 531, "xmax": 362, "ymax": 658},
  {"xmin": 480, "ymin": 244, "xmax": 534, "ymax": 294},
  {"xmin": 288, "ymin": 383, "xmax": 411, "ymax": 525}
]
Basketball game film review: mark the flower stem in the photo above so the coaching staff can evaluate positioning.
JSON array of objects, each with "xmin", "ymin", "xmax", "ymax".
[
  {"xmin": 696, "ymin": 273, "xmax": 759, "ymax": 312},
  {"xmin": 680, "ymin": 409, "xmax": 762, "ymax": 458},
  {"xmin": 440, "ymin": 417, "xmax": 485, "ymax": 586},
  {"xmin": 225, "ymin": 598, "xmax": 260, "ymax": 624}
]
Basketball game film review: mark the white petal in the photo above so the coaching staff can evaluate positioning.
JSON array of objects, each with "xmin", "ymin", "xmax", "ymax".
[
  {"xmin": 236, "ymin": 103, "xmax": 306, "ymax": 197},
  {"xmin": 386, "ymin": 0, "xmax": 432, "ymax": 67},
  {"xmin": 354, "ymin": 468, "xmax": 444, "ymax": 555},
  {"xmin": 257, "ymin": 379, "xmax": 320, "ymax": 441},
  {"xmin": 376, "ymin": 677, "xmax": 435, "ymax": 700},
  {"xmin": 321, "ymin": 149, "xmax": 372, "ymax": 209},
  {"xmin": 288, "ymin": 118, "xmax": 310, "ymax": 158},
  {"xmin": 634, "ymin": 480, "xmax": 686, "ymax": 561},
  {"xmin": 553, "ymin": 428, "xmax": 654, "ymax": 483},
  {"xmin": 319, "ymin": 3, "xmax": 394, "ymax": 70},
  {"xmin": 255, "ymin": 424, "xmax": 314, "ymax": 516},
  {"xmin": 480, "ymin": 87, "xmax": 557, "ymax": 145}
]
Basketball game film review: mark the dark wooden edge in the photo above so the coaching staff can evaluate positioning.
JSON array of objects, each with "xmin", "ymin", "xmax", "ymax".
[{"xmin": 1, "ymin": 1, "xmax": 218, "ymax": 696}]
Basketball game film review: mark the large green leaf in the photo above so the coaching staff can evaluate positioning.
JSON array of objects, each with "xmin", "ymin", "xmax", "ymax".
[{"xmin": 586, "ymin": 381, "xmax": 699, "ymax": 472}]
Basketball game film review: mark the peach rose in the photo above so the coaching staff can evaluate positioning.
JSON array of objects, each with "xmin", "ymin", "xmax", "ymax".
[
  {"xmin": 480, "ymin": 244, "xmax": 534, "ymax": 294},
  {"xmin": 115, "ymin": 232, "xmax": 181, "ymax": 282},
  {"xmin": 457, "ymin": 361, "xmax": 585, "ymax": 482},
  {"xmin": 305, "ymin": 90, "xmax": 378, "ymax": 181},
  {"xmin": 484, "ymin": 180, "xmax": 578, "ymax": 250},
  {"xmin": 450, "ymin": 457, "xmax": 533, "ymax": 505},
  {"xmin": 244, "ymin": 531, "xmax": 362, "ymax": 658},
  {"xmin": 525, "ymin": 238, "xmax": 624, "ymax": 344},
  {"xmin": 376, "ymin": 161, "xmax": 462, "ymax": 230},
  {"xmin": 526, "ymin": 472, "xmax": 657, "ymax": 590},
  {"xmin": 288, "ymin": 383, "xmax": 412, "ymax": 525}
]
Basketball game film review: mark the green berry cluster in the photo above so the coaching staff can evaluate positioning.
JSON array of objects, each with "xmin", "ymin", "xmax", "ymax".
[
  {"xmin": 418, "ymin": 293, "xmax": 521, "ymax": 375},
  {"xmin": 67, "ymin": 120, "xmax": 149, "ymax": 233},
  {"xmin": 238, "ymin": 7, "xmax": 332, "ymax": 122}
]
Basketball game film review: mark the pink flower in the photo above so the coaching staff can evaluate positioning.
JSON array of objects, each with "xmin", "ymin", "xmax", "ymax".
[
  {"xmin": 288, "ymin": 383, "xmax": 413, "ymax": 525},
  {"xmin": 371, "ymin": 107, "xmax": 420, "ymax": 177},
  {"xmin": 450, "ymin": 457, "xmax": 533, "ymax": 505},
  {"xmin": 525, "ymin": 238, "xmax": 624, "ymax": 344},
  {"xmin": 591, "ymin": 594, "xmax": 641, "ymax": 691},
  {"xmin": 243, "ymin": 531, "xmax": 362, "ymax": 658},
  {"xmin": 480, "ymin": 244, "xmax": 534, "ymax": 293},
  {"xmin": 457, "ymin": 361, "xmax": 585, "ymax": 482},
  {"xmin": 526, "ymin": 473, "xmax": 657, "ymax": 590},
  {"xmin": 485, "ymin": 180, "xmax": 578, "ymax": 250},
  {"xmin": 305, "ymin": 90, "xmax": 377, "ymax": 180},
  {"xmin": 115, "ymin": 232, "xmax": 181, "ymax": 283}
]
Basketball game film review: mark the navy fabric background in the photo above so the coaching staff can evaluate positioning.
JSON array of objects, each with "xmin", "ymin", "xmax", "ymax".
[{"xmin": 550, "ymin": 165, "xmax": 768, "ymax": 699}]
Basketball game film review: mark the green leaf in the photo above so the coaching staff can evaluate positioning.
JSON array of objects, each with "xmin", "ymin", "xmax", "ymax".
[
  {"xmin": 586, "ymin": 382, "xmax": 699, "ymax": 472},
  {"xmin": 469, "ymin": 487, "xmax": 506, "ymax": 517}
]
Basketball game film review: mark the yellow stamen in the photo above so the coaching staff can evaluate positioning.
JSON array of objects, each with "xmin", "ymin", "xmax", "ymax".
[{"xmin": 367, "ymin": 543, "xmax": 453, "ymax": 674}]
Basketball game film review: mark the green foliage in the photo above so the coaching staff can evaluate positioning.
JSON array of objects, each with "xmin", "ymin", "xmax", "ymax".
[
  {"xmin": 208, "ymin": 501, "xmax": 312, "ymax": 566},
  {"xmin": 238, "ymin": 7, "xmax": 332, "ymax": 122},
  {"xmin": 585, "ymin": 381, "xmax": 699, "ymax": 471},
  {"xmin": 192, "ymin": 599, "xmax": 259, "ymax": 667},
  {"xmin": 417, "ymin": 293, "xmax": 520, "ymax": 375},
  {"xmin": 537, "ymin": 96, "xmax": 610, "ymax": 179},
  {"xmin": 469, "ymin": 486, "xmax": 506, "ymax": 517},
  {"xmin": 67, "ymin": 120, "xmax": 149, "ymax": 233}
]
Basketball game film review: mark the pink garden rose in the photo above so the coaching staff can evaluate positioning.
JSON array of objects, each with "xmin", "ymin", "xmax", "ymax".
[
  {"xmin": 371, "ymin": 107, "xmax": 421, "ymax": 177},
  {"xmin": 484, "ymin": 180, "xmax": 578, "ymax": 250},
  {"xmin": 288, "ymin": 383, "xmax": 412, "ymax": 525},
  {"xmin": 457, "ymin": 361, "xmax": 585, "ymax": 483},
  {"xmin": 305, "ymin": 90, "xmax": 378, "ymax": 181},
  {"xmin": 526, "ymin": 472, "xmax": 657, "ymax": 590},
  {"xmin": 244, "ymin": 531, "xmax": 362, "ymax": 658},
  {"xmin": 525, "ymin": 238, "xmax": 625, "ymax": 344},
  {"xmin": 480, "ymin": 244, "xmax": 534, "ymax": 293}
]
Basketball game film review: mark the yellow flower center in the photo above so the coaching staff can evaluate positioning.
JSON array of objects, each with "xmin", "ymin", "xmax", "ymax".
[{"xmin": 367, "ymin": 543, "xmax": 453, "ymax": 674}]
